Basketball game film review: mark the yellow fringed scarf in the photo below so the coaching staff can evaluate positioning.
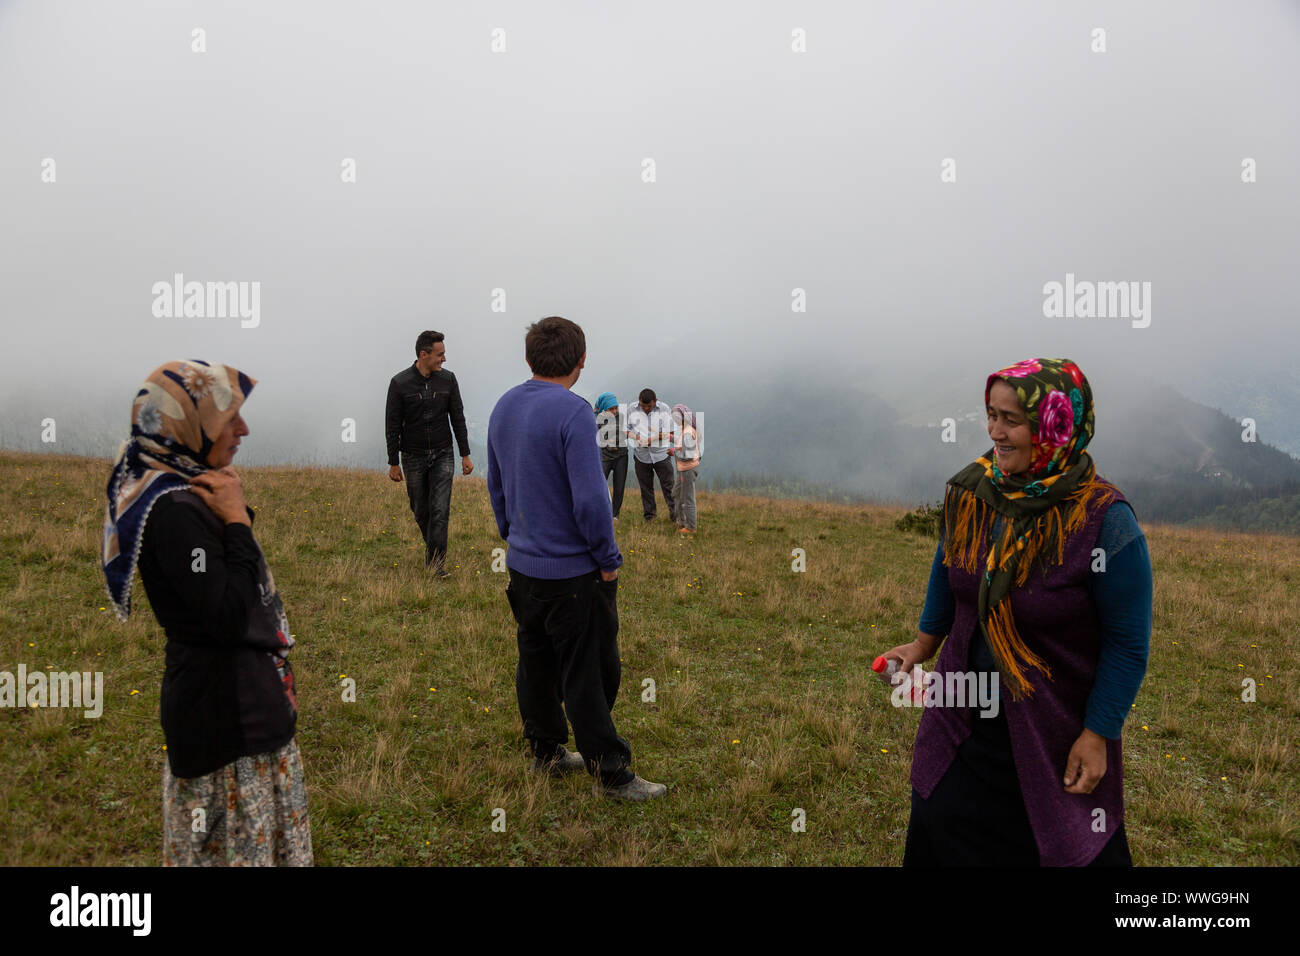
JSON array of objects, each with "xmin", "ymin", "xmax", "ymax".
[{"xmin": 942, "ymin": 454, "xmax": 1117, "ymax": 699}]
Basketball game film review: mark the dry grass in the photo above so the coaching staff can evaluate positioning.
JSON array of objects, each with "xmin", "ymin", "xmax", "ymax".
[{"xmin": 1, "ymin": 450, "xmax": 1297, "ymax": 865}]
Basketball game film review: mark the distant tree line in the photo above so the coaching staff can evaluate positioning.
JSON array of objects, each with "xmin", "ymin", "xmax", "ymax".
[
  {"xmin": 1184, "ymin": 489, "xmax": 1300, "ymax": 535},
  {"xmin": 1125, "ymin": 478, "xmax": 1300, "ymax": 529}
]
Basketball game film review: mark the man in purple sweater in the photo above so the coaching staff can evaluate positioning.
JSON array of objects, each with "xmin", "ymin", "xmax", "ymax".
[{"xmin": 487, "ymin": 316, "xmax": 666, "ymax": 801}]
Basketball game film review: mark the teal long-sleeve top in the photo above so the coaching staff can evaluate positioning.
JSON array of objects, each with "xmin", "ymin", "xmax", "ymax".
[{"xmin": 918, "ymin": 501, "xmax": 1152, "ymax": 739}]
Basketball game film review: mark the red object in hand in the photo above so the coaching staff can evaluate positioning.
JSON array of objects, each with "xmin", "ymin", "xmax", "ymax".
[
  {"xmin": 872, "ymin": 655, "xmax": 899, "ymax": 684},
  {"xmin": 874, "ymin": 654, "xmax": 926, "ymax": 704}
]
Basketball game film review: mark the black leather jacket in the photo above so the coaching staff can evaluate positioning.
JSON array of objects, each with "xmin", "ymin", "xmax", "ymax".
[{"xmin": 385, "ymin": 363, "xmax": 470, "ymax": 466}]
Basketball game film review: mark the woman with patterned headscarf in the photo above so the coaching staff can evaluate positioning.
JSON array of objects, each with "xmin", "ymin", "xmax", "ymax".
[
  {"xmin": 102, "ymin": 360, "xmax": 312, "ymax": 866},
  {"xmin": 881, "ymin": 358, "xmax": 1152, "ymax": 866}
]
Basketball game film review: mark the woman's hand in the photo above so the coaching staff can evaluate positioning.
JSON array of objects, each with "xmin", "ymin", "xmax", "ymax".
[
  {"xmin": 190, "ymin": 467, "xmax": 251, "ymax": 526},
  {"xmin": 1063, "ymin": 728, "xmax": 1108, "ymax": 793},
  {"xmin": 881, "ymin": 631, "xmax": 943, "ymax": 674}
]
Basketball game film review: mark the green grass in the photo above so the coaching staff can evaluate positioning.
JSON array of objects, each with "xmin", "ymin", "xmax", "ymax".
[{"xmin": 1, "ymin": 450, "xmax": 1297, "ymax": 865}]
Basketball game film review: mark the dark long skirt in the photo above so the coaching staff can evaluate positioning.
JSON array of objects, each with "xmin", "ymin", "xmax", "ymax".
[{"xmin": 903, "ymin": 709, "xmax": 1131, "ymax": 867}]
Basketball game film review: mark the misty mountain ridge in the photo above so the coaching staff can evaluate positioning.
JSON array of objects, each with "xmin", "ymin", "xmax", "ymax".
[
  {"xmin": 591, "ymin": 370, "xmax": 1300, "ymax": 531},
  {"xmin": 3, "ymin": 369, "xmax": 1297, "ymax": 532}
]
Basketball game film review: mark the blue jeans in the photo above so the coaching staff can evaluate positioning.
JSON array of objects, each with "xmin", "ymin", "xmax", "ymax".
[{"xmin": 404, "ymin": 447, "xmax": 455, "ymax": 569}]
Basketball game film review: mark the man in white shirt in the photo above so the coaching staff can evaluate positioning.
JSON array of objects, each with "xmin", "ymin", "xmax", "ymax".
[{"xmin": 626, "ymin": 388, "xmax": 676, "ymax": 523}]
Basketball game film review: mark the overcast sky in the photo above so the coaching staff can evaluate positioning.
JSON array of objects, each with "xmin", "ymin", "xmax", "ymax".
[{"xmin": 2, "ymin": 0, "xmax": 1297, "ymax": 468}]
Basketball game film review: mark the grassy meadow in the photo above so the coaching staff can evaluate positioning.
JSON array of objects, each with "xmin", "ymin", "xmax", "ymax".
[{"xmin": 1, "ymin": 449, "xmax": 1297, "ymax": 866}]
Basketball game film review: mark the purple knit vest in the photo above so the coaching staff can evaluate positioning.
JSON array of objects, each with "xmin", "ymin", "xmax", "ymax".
[{"xmin": 910, "ymin": 484, "xmax": 1126, "ymax": 866}]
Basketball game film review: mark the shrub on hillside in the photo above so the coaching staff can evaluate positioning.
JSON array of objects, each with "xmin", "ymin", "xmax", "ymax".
[{"xmin": 895, "ymin": 502, "xmax": 942, "ymax": 537}]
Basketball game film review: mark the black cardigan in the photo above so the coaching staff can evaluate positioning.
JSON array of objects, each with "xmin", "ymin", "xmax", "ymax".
[{"xmin": 138, "ymin": 490, "xmax": 297, "ymax": 778}]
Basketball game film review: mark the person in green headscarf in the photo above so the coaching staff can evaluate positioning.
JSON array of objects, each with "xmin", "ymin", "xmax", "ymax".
[
  {"xmin": 595, "ymin": 391, "xmax": 629, "ymax": 521},
  {"xmin": 882, "ymin": 357, "xmax": 1152, "ymax": 866}
]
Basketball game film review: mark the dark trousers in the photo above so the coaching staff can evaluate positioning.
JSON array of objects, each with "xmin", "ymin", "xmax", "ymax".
[
  {"xmin": 633, "ymin": 456, "xmax": 675, "ymax": 521},
  {"xmin": 403, "ymin": 447, "xmax": 454, "ymax": 569},
  {"xmin": 601, "ymin": 453, "xmax": 628, "ymax": 518},
  {"xmin": 506, "ymin": 567, "xmax": 633, "ymax": 785}
]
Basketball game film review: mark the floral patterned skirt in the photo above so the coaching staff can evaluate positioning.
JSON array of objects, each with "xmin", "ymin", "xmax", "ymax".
[{"xmin": 162, "ymin": 738, "xmax": 313, "ymax": 866}]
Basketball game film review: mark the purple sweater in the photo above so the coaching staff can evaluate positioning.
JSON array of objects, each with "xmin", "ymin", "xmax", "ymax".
[{"xmin": 487, "ymin": 380, "xmax": 623, "ymax": 578}]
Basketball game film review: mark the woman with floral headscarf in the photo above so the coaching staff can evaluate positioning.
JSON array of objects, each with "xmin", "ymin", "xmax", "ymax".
[
  {"xmin": 881, "ymin": 358, "xmax": 1151, "ymax": 866},
  {"xmin": 102, "ymin": 360, "xmax": 312, "ymax": 866}
]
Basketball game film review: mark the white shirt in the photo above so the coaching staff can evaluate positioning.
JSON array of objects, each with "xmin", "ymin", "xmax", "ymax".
[{"xmin": 627, "ymin": 400, "xmax": 675, "ymax": 464}]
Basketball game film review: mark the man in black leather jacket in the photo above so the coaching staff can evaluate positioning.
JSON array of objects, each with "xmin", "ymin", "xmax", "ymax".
[{"xmin": 385, "ymin": 330, "xmax": 473, "ymax": 575}]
